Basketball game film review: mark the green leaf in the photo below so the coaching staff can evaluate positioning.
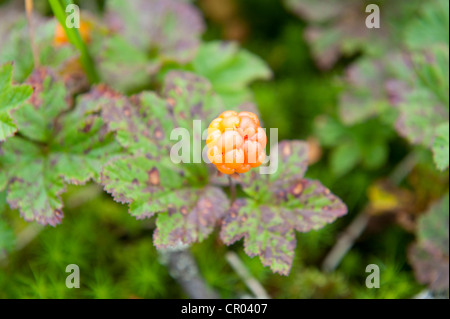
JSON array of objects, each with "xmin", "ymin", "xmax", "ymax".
[
  {"xmin": 315, "ymin": 115, "xmax": 392, "ymax": 175},
  {"xmin": 361, "ymin": 140, "xmax": 388, "ymax": 170},
  {"xmin": 100, "ymin": 71, "xmax": 227, "ymax": 246},
  {"xmin": 314, "ymin": 115, "xmax": 347, "ymax": 147},
  {"xmin": 0, "ymin": 63, "xmax": 33, "ymax": 141},
  {"xmin": 432, "ymin": 122, "xmax": 449, "ymax": 171},
  {"xmin": 0, "ymin": 68, "xmax": 119, "ymax": 225},
  {"xmin": 404, "ymin": 0, "xmax": 449, "ymax": 50},
  {"xmin": 409, "ymin": 45, "xmax": 449, "ymax": 106},
  {"xmin": 192, "ymin": 41, "xmax": 272, "ymax": 107},
  {"xmin": 330, "ymin": 141, "xmax": 360, "ymax": 177},
  {"xmin": 221, "ymin": 141, "xmax": 347, "ymax": 275},
  {"xmin": 409, "ymin": 193, "xmax": 449, "ymax": 292}
]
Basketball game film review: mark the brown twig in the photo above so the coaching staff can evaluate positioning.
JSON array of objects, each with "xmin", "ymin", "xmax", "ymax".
[
  {"xmin": 25, "ymin": 0, "xmax": 40, "ymax": 68},
  {"xmin": 0, "ymin": 224, "xmax": 43, "ymax": 267},
  {"xmin": 322, "ymin": 210, "xmax": 370, "ymax": 272},
  {"xmin": 321, "ymin": 152, "xmax": 418, "ymax": 272},
  {"xmin": 160, "ymin": 246, "xmax": 219, "ymax": 299},
  {"xmin": 225, "ymin": 251, "xmax": 270, "ymax": 299}
]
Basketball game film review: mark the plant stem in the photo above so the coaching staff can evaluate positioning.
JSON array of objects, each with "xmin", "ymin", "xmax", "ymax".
[
  {"xmin": 228, "ymin": 175, "xmax": 236, "ymax": 204},
  {"xmin": 48, "ymin": 0, "xmax": 99, "ymax": 83},
  {"xmin": 160, "ymin": 247, "xmax": 219, "ymax": 299},
  {"xmin": 321, "ymin": 210, "xmax": 370, "ymax": 272},
  {"xmin": 0, "ymin": 224, "xmax": 43, "ymax": 267},
  {"xmin": 225, "ymin": 251, "xmax": 270, "ymax": 299},
  {"xmin": 321, "ymin": 151, "xmax": 418, "ymax": 272}
]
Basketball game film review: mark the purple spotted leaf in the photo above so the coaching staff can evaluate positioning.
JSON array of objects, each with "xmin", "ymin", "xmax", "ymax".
[
  {"xmin": 12, "ymin": 68, "xmax": 69, "ymax": 143},
  {"xmin": 284, "ymin": 0, "xmax": 347, "ymax": 22},
  {"xmin": 238, "ymin": 140, "xmax": 310, "ymax": 196},
  {"xmin": 50, "ymin": 112, "xmax": 121, "ymax": 185},
  {"xmin": 0, "ymin": 137, "xmax": 65, "ymax": 226},
  {"xmin": 96, "ymin": 0, "xmax": 205, "ymax": 92},
  {"xmin": 221, "ymin": 198, "xmax": 297, "ymax": 275},
  {"xmin": 154, "ymin": 186, "xmax": 229, "ymax": 248},
  {"xmin": 409, "ymin": 243, "xmax": 449, "ymax": 292},
  {"xmin": 395, "ymin": 90, "xmax": 448, "ymax": 147},
  {"xmin": 100, "ymin": 71, "xmax": 228, "ymax": 247},
  {"xmin": 338, "ymin": 58, "xmax": 392, "ymax": 125},
  {"xmin": 92, "ymin": 34, "xmax": 156, "ymax": 93},
  {"xmin": 162, "ymin": 71, "xmax": 225, "ymax": 126},
  {"xmin": 96, "ymin": 71, "xmax": 223, "ymax": 155},
  {"xmin": 333, "ymin": 0, "xmax": 449, "ymax": 170},
  {"xmin": 409, "ymin": 193, "xmax": 449, "ymax": 292},
  {"xmin": 339, "ymin": 45, "xmax": 449, "ymax": 173},
  {"xmin": 102, "ymin": 155, "xmax": 185, "ymax": 216},
  {"xmin": 0, "ymin": 67, "xmax": 119, "ymax": 225},
  {"xmin": 284, "ymin": 0, "xmax": 418, "ymax": 70},
  {"xmin": 104, "ymin": 90, "xmax": 174, "ymax": 156},
  {"xmin": 220, "ymin": 141, "xmax": 347, "ymax": 275},
  {"xmin": 390, "ymin": 47, "xmax": 449, "ymax": 148},
  {"xmin": 289, "ymin": 0, "xmax": 386, "ymax": 70},
  {"xmin": 106, "ymin": 0, "xmax": 204, "ymax": 63}
]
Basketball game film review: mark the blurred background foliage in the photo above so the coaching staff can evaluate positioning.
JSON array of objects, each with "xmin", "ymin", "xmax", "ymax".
[{"xmin": 0, "ymin": 0, "xmax": 448, "ymax": 298}]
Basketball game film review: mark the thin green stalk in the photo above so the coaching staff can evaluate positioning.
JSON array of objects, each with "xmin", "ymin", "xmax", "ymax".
[
  {"xmin": 48, "ymin": 0, "xmax": 99, "ymax": 83},
  {"xmin": 228, "ymin": 176, "xmax": 236, "ymax": 204}
]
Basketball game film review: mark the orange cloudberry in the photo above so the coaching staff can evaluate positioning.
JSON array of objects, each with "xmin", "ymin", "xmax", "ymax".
[
  {"xmin": 54, "ymin": 20, "xmax": 92, "ymax": 46},
  {"xmin": 207, "ymin": 111, "xmax": 267, "ymax": 175}
]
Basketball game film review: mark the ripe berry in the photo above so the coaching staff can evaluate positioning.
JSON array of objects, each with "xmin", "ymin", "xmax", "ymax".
[{"xmin": 207, "ymin": 111, "xmax": 267, "ymax": 174}]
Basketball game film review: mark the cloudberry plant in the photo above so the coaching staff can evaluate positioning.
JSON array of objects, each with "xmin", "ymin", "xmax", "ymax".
[
  {"xmin": 0, "ymin": 0, "xmax": 349, "ymax": 277},
  {"xmin": 207, "ymin": 111, "xmax": 267, "ymax": 174}
]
